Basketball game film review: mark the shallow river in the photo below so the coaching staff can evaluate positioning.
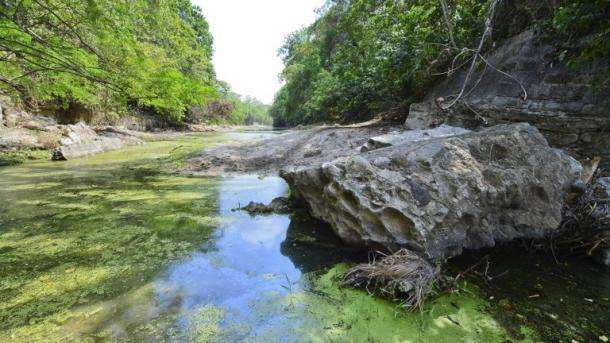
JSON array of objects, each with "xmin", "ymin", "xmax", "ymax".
[{"xmin": 0, "ymin": 132, "xmax": 608, "ymax": 342}]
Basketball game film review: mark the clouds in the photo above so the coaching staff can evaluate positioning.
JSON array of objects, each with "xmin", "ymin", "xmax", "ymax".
[{"xmin": 195, "ymin": 0, "xmax": 325, "ymax": 104}]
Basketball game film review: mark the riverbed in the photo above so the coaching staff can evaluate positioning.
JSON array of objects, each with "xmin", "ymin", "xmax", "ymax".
[{"xmin": 0, "ymin": 131, "xmax": 607, "ymax": 342}]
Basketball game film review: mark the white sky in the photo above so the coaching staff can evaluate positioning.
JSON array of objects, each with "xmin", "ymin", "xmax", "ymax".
[{"xmin": 194, "ymin": 0, "xmax": 326, "ymax": 104}]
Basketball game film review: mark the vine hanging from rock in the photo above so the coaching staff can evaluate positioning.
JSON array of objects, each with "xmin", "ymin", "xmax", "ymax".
[{"xmin": 436, "ymin": 0, "xmax": 528, "ymax": 111}]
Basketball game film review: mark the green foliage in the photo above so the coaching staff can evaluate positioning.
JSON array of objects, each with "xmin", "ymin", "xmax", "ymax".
[
  {"xmin": 270, "ymin": 0, "xmax": 490, "ymax": 127},
  {"xmin": 0, "ymin": 0, "xmax": 217, "ymax": 121},
  {"xmin": 229, "ymin": 96, "xmax": 272, "ymax": 126},
  {"xmin": 271, "ymin": 0, "xmax": 609, "ymax": 127},
  {"xmin": 549, "ymin": 0, "xmax": 610, "ymax": 86},
  {"xmin": 187, "ymin": 82, "xmax": 272, "ymax": 126}
]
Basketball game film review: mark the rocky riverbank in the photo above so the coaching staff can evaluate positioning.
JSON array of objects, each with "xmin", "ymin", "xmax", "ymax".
[
  {"xmin": 184, "ymin": 28, "xmax": 609, "ymax": 281},
  {"xmin": 0, "ymin": 101, "xmax": 146, "ymax": 164},
  {"xmin": 187, "ymin": 123, "xmax": 580, "ymax": 254},
  {"xmin": 0, "ymin": 99, "xmax": 262, "ymax": 165},
  {"xmin": 187, "ymin": 121, "xmax": 609, "ymax": 283}
]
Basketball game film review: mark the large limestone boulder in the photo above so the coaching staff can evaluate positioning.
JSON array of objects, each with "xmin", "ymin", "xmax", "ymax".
[{"xmin": 281, "ymin": 123, "xmax": 581, "ymax": 260}]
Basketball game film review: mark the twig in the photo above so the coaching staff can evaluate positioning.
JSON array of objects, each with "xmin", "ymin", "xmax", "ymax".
[
  {"xmin": 455, "ymin": 255, "xmax": 489, "ymax": 282},
  {"xmin": 440, "ymin": 0, "xmax": 501, "ymax": 110}
]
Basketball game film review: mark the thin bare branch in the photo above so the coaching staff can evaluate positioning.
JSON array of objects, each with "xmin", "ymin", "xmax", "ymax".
[{"xmin": 440, "ymin": 0, "xmax": 501, "ymax": 110}]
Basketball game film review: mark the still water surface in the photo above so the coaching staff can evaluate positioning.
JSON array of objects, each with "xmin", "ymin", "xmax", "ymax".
[{"xmin": 0, "ymin": 131, "xmax": 607, "ymax": 342}]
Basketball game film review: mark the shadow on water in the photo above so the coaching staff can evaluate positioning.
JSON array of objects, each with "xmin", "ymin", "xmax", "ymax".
[
  {"xmin": 447, "ymin": 245, "xmax": 610, "ymax": 342},
  {"xmin": 0, "ymin": 131, "xmax": 607, "ymax": 342}
]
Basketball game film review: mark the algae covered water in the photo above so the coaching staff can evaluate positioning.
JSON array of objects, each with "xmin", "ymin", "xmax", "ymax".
[{"xmin": 0, "ymin": 132, "xmax": 607, "ymax": 342}]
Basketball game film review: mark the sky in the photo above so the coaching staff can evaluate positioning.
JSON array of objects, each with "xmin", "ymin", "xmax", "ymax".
[{"xmin": 194, "ymin": 0, "xmax": 326, "ymax": 104}]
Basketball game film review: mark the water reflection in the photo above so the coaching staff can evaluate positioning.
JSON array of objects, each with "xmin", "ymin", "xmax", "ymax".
[
  {"xmin": 84, "ymin": 174, "xmax": 362, "ymax": 341},
  {"xmin": 152, "ymin": 176, "xmax": 303, "ymax": 335}
]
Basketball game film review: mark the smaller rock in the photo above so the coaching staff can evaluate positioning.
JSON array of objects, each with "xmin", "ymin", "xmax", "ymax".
[
  {"xmin": 234, "ymin": 197, "xmax": 292, "ymax": 215},
  {"xmin": 595, "ymin": 177, "xmax": 610, "ymax": 198},
  {"xmin": 52, "ymin": 123, "xmax": 143, "ymax": 160},
  {"xmin": 52, "ymin": 149, "xmax": 67, "ymax": 161},
  {"xmin": 303, "ymin": 148, "xmax": 322, "ymax": 158},
  {"xmin": 405, "ymin": 102, "xmax": 440, "ymax": 130}
]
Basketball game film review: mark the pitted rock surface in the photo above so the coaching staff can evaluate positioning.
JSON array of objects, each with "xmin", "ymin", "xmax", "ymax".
[{"xmin": 281, "ymin": 123, "xmax": 581, "ymax": 260}]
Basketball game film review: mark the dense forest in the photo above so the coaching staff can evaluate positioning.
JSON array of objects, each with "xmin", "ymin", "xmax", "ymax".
[
  {"xmin": 0, "ymin": 0, "xmax": 271, "ymax": 125},
  {"xmin": 270, "ymin": 0, "xmax": 610, "ymax": 127}
]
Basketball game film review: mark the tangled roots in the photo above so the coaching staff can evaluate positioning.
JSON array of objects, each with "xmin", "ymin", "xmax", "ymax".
[{"xmin": 342, "ymin": 249, "xmax": 439, "ymax": 309}]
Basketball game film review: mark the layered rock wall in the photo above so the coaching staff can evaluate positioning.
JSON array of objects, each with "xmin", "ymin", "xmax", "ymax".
[{"xmin": 406, "ymin": 30, "xmax": 610, "ymax": 167}]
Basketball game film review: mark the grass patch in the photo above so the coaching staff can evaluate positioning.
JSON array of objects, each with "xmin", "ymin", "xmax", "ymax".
[{"xmin": 0, "ymin": 149, "xmax": 51, "ymax": 166}]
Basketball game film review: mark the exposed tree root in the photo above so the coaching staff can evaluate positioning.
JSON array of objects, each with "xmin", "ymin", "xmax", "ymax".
[{"xmin": 342, "ymin": 249, "xmax": 439, "ymax": 309}]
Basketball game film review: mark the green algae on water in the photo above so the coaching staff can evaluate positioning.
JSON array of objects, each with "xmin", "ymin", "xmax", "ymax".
[
  {"xmin": 213, "ymin": 263, "xmax": 536, "ymax": 342},
  {"xmin": 0, "ymin": 134, "xmax": 226, "ymax": 342},
  {"xmin": 1, "ymin": 131, "xmax": 605, "ymax": 342},
  {"xmin": 281, "ymin": 264, "xmax": 534, "ymax": 343},
  {"xmin": 0, "ymin": 149, "xmax": 51, "ymax": 166}
]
